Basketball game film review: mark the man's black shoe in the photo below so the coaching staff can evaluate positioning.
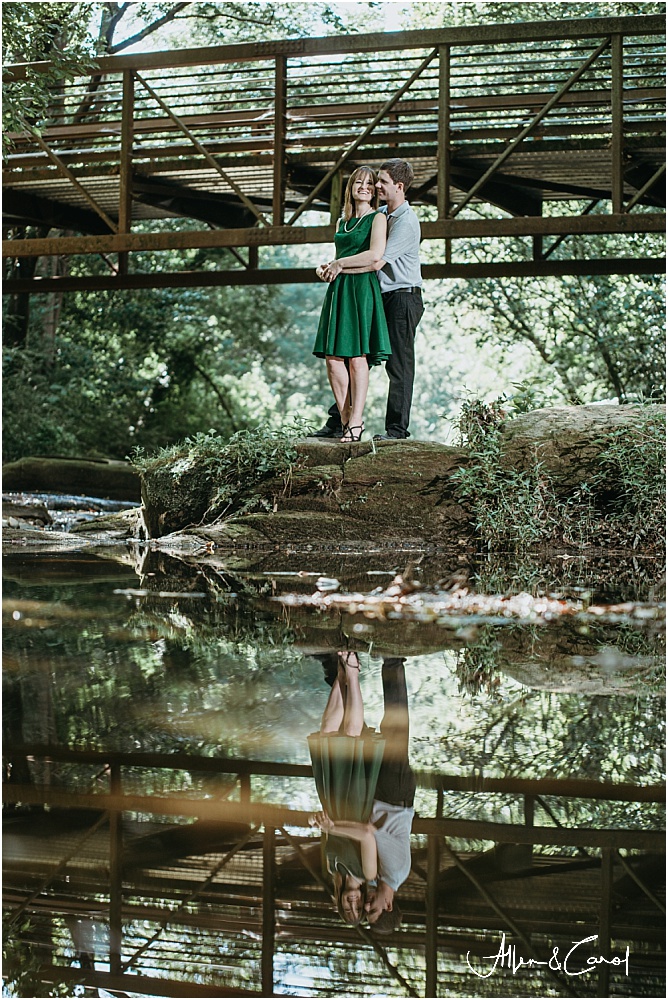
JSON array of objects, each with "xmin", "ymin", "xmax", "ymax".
[
  {"xmin": 373, "ymin": 433, "xmax": 404, "ymax": 441},
  {"xmin": 308, "ymin": 423, "xmax": 344, "ymax": 438}
]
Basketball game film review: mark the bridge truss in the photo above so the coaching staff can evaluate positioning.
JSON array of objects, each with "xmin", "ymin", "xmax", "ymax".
[{"xmin": 2, "ymin": 14, "xmax": 665, "ymax": 294}]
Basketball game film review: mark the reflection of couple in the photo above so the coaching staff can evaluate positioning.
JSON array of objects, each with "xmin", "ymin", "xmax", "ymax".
[
  {"xmin": 308, "ymin": 653, "xmax": 416, "ymax": 932},
  {"xmin": 310, "ymin": 159, "xmax": 424, "ymax": 442}
]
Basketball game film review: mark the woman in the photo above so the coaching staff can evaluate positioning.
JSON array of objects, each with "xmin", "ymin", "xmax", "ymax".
[
  {"xmin": 312, "ymin": 167, "xmax": 391, "ymax": 442},
  {"xmin": 307, "ymin": 651, "xmax": 385, "ymax": 925}
]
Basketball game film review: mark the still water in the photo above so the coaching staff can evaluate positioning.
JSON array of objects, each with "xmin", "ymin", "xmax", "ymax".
[{"xmin": 3, "ymin": 541, "xmax": 665, "ymax": 999}]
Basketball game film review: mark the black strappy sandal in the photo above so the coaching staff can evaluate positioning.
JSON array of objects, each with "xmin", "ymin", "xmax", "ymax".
[
  {"xmin": 338, "ymin": 651, "xmax": 361, "ymax": 671},
  {"xmin": 340, "ymin": 423, "xmax": 364, "ymax": 442}
]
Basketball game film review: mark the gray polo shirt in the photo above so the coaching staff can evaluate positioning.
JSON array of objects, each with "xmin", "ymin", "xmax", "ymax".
[
  {"xmin": 370, "ymin": 799, "xmax": 414, "ymax": 891},
  {"xmin": 378, "ymin": 201, "xmax": 422, "ymax": 293}
]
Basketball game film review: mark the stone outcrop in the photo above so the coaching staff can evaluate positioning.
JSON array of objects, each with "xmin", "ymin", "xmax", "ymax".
[
  {"xmin": 2, "ymin": 457, "xmax": 141, "ymax": 502},
  {"xmin": 138, "ymin": 404, "xmax": 664, "ymax": 546},
  {"xmin": 500, "ymin": 403, "xmax": 664, "ymax": 488},
  {"xmin": 140, "ymin": 438, "xmax": 471, "ymax": 544}
]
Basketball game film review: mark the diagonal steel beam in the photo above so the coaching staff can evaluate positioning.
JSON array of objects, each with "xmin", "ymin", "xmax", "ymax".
[
  {"xmin": 287, "ymin": 47, "xmax": 439, "ymax": 225},
  {"xmin": 614, "ymin": 849, "xmax": 666, "ymax": 914},
  {"xmin": 5, "ymin": 810, "xmax": 110, "ymax": 928},
  {"xmin": 27, "ymin": 127, "xmax": 119, "ymax": 233},
  {"xmin": 120, "ymin": 824, "xmax": 259, "ymax": 974},
  {"xmin": 626, "ymin": 163, "xmax": 666, "ymax": 212},
  {"xmin": 451, "ymin": 36, "xmax": 612, "ymax": 217},
  {"xmin": 134, "ymin": 70, "xmax": 269, "ymax": 226}
]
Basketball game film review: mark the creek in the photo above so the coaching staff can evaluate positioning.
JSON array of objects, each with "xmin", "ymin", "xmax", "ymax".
[{"xmin": 2, "ymin": 493, "xmax": 665, "ymax": 999}]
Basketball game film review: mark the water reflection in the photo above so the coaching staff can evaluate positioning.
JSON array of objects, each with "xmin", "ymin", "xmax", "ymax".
[
  {"xmin": 2, "ymin": 547, "xmax": 665, "ymax": 998},
  {"xmin": 308, "ymin": 652, "xmax": 415, "ymax": 932}
]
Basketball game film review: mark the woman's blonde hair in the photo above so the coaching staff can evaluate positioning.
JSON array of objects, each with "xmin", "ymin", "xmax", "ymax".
[{"xmin": 342, "ymin": 166, "xmax": 379, "ymax": 221}]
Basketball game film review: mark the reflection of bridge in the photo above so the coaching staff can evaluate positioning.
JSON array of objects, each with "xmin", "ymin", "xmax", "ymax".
[
  {"xmin": 2, "ymin": 14, "xmax": 665, "ymax": 294},
  {"xmin": 4, "ymin": 745, "xmax": 665, "ymax": 997}
]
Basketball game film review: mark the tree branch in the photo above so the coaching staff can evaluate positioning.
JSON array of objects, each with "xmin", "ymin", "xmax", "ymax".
[
  {"xmin": 108, "ymin": 2, "xmax": 192, "ymax": 53},
  {"xmin": 192, "ymin": 361, "xmax": 238, "ymax": 431}
]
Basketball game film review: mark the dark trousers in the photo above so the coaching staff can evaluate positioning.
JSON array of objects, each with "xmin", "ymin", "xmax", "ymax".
[
  {"xmin": 374, "ymin": 657, "xmax": 417, "ymax": 807},
  {"xmin": 325, "ymin": 289, "xmax": 424, "ymax": 437}
]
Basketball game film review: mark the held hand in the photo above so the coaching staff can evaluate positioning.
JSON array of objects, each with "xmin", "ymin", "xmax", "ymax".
[
  {"xmin": 308, "ymin": 810, "xmax": 334, "ymax": 831},
  {"xmin": 323, "ymin": 260, "xmax": 342, "ymax": 282},
  {"xmin": 315, "ymin": 264, "xmax": 328, "ymax": 281}
]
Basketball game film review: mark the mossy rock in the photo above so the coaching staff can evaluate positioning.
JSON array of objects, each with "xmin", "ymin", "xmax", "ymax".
[
  {"xmin": 500, "ymin": 403, "xmax": 665, "ymax": 487},
  {"xmin": 2, "ymin": 456, "xmax": 140, "ymax": 501}
]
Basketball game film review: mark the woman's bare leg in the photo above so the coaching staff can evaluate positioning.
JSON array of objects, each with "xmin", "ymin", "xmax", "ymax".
[
  {"xmin": 319, "ymin": 674, "xmax": 346, "ymax": 734},
  {"xmin": 325, "ymin": 357, "xmax": 352, "ymax": 427},
  {"xmin": 340, "ymin": 652, "xmax": 364, "ymax": 736},
  {"xmin": 345, "ymin": 356, "xmax": 369, "ymax": 434}
]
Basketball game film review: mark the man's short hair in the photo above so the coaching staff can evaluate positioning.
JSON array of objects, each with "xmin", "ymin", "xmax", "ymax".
[
  {"xmin": 370, "ymin": 904, "xmax": 403, "ymax": 935},
  {"xmin": 379, "ymin": 159, "xmax": 414, "ymax": 192}
]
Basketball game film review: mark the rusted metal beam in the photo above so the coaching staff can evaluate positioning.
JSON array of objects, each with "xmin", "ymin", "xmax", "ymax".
[
  {"xmin": 6, "ymin": 747, "xmax": 666, "ymax": 802},
  {"xmin": 133, "ymin": 70, "xmax": 269, "ymax": 226},
  {"xmin": 626, "ymin": 163, "xmax": 666, "ymax": 212},
  {"xmin": 3, "ymin": 784, "xmax": 665, "ymax": 850},
  {"xmin": 287, "ymin": 47, "xmax": 439, "ymax": 223},
  {"xmin": 3, "ymin": 213, "xmax": 664, "ymax": 259},
  {"xmin": 4, "ymin": 15, "xmax": 664, "ymax": 79},
  {"xmin": 425, "ymin": 834, "xmax": 440, "ymax": 998},
  {"xmin": 611, "ymin": 34, "xmax": 625, "ymax": 213},
  {"xmin": 273, "ymin": 55, "xmax": 287, "ymax": 226},
  {"xmin": 109, "ymin": 763, "xmax": 123, "ymax": 976},
  {"xmin": 598, "ymin": 850, "xmax": 614, "ymax": 997},
  {"xmin": 25, "ymin": 128, "xmax": 118, "ymax": 233},
  {"xmin": 118, "ymin": 69, "xmax": 134, "ymax": 275},
  {"xmin": 452, "ymin": 36, "xmax": 612, "ymax": 217},
  {"xmin": 3, "ymin": 258, "xmax": 663, "ymax": 294},
  {"xmin": 262, "ymin": 826, "xmax": 276, "ymax": 997},
  {"xmin": 437, "ymin": 44, "xmax": 451, "ymax": 223}
]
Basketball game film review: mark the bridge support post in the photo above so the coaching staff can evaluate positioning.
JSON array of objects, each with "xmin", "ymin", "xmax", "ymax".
[
  {"xmin": 437, "ymin": 44, "xmax": 451, "ymax": 265},
  {"xmin": 273, "ymin": 55, "xmax": 288, "ymax": 226},
  {"xmin": 119, "ymin": 70, "xmax": 134, "ymax": 275},
  {"xmin": 611, "ymin": 34, "xmax": 624, "ymax": 213},
  {"xmin": 262, "ymin": 825, "xmax": 276, "ymax": 996}
]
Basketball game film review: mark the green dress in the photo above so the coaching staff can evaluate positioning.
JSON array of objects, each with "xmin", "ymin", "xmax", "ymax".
[
  {"xmin": 312, "ymin": 212, "xmax": 391, "ymax": 366},
  {"xmin": 308, "ymin": 728, "xmax": 386, "ymax": 882}
]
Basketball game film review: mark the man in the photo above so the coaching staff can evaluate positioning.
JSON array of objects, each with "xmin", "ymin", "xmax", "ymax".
[
  {"xmin": 311, "ymin": 158, "xmax": 424, "ymax": 441},
  {"xmin": 364, "ymin": 656, "xmax": 416, "ymax": 932}
]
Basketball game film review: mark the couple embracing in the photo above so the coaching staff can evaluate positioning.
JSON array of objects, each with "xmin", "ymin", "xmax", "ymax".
[{"xmin": 311, "ymin": 159, "xmax": 424, "ymax": 442}]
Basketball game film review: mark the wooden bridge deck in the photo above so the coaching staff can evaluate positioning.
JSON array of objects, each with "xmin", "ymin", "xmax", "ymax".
[{"xmin": 2, "ymin": 14, "xmax": 665, "ymax": 291}]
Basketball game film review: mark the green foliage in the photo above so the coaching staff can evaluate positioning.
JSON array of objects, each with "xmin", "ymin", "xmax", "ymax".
[
  {"xmin": 134, "ymin": 419, "xmax": 309, "ymax": 521},
  {"xmin": 596, "ymin": 410, "xmax": 666, "ymax": 547},
  {"xmin": 452, "ymin": 391, "xmax": 562, "ymax": 550},
  {"xmin": 2, "ymin": 266, "xmax": 307, "ymax": 461},
  {"xmin": 2, "ymin": 2, "xmax": 98, "ymax": 151},
  {"xmin": 2, "ymin": 913, "xmax": 83, "ymax": 997},
  {"xmin": 443, "ymin": 263, "xmax": 666, "ymax": 405},
  {"xmin": 451, "ymin": 391, "xmax": 666, "ymax": 553},
  {"xmin": 406, "ymin": 0, "xmax": 665, "ymax": 27}
]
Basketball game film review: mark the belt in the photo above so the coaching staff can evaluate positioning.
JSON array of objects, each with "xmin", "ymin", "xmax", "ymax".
[{"xmin": 382, "ymin": 286, "xmax": 422, "ymax": 296}]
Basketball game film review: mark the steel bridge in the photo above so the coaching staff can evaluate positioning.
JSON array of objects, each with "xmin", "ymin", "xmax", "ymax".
[
  {"xmin": 3, "ymin": 745, "xmax": 665, "ymax": 998},
  {"xmin": 2, "ymin": 13, "xmax": 666, "ymax": 294}
]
